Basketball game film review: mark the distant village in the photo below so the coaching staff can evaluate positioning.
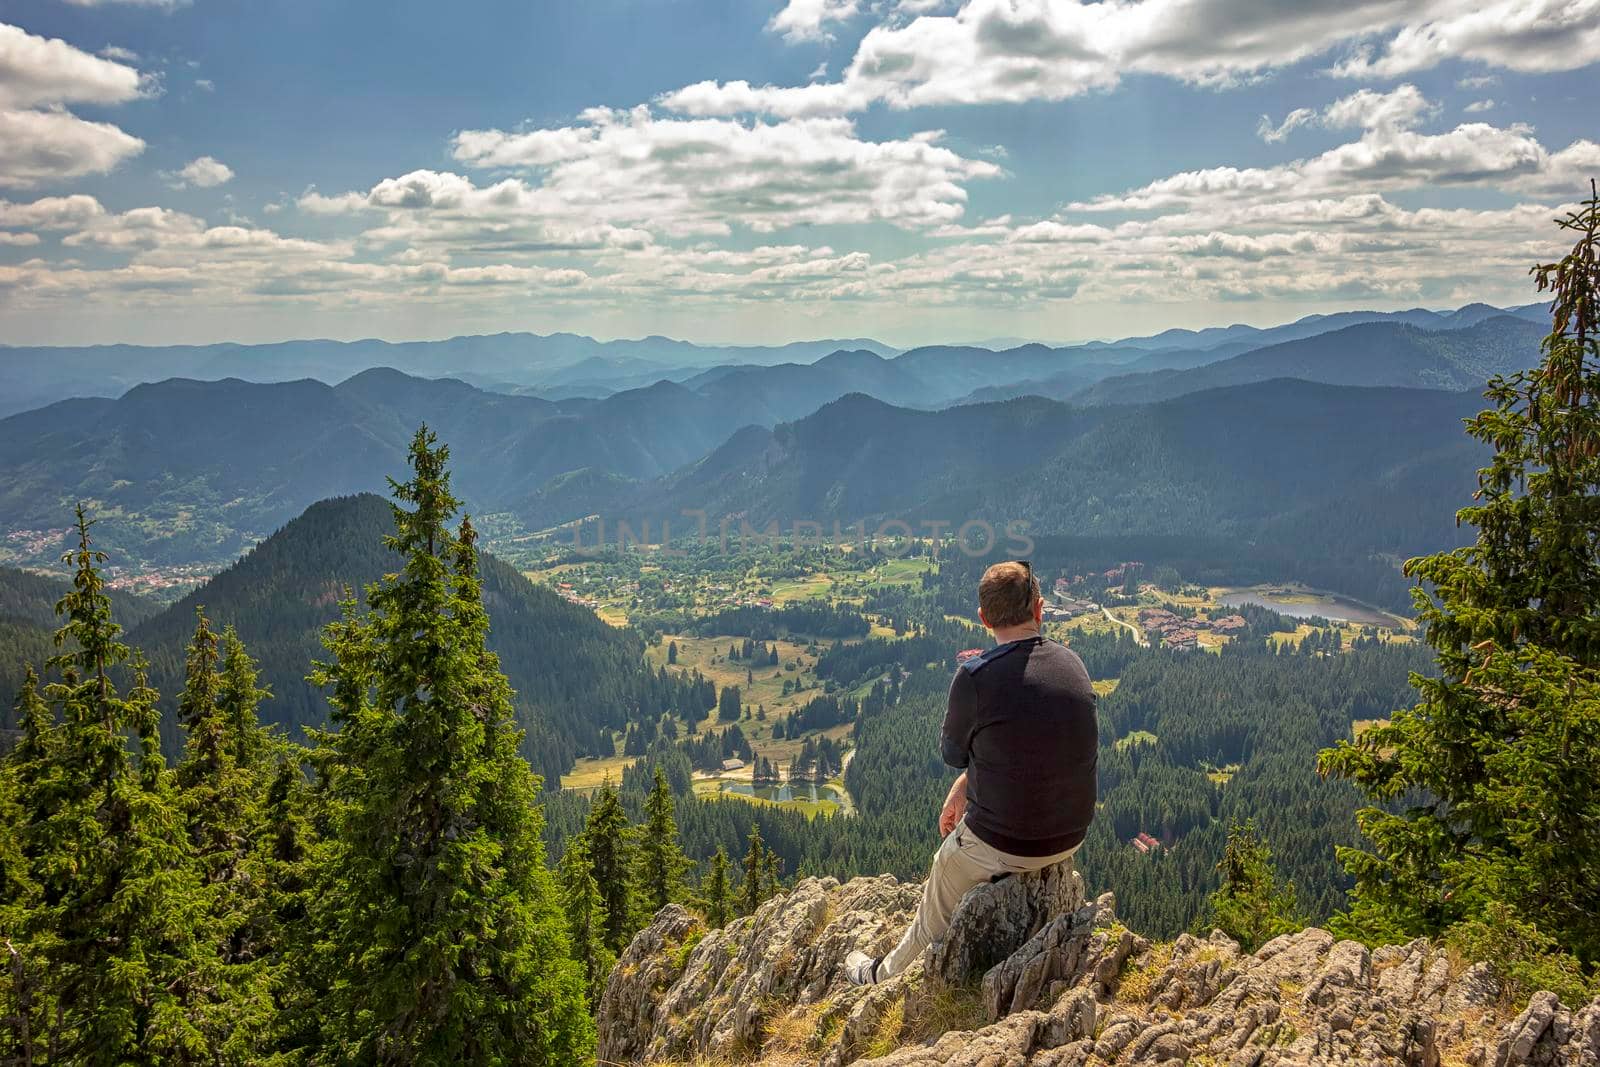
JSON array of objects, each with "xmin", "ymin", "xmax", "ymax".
[
  {"xmin": 1135, "ymin": 606, "xmax": 1247, "ymax": 651},
  {"xmin": 553, "ymin": 576, "xmax": 775, "ymax": 612}
]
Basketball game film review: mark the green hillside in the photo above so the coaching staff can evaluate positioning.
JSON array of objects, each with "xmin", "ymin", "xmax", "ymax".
[{"xmin": 124, "ymin": 493, "xmax": 691, "ymax": 781}]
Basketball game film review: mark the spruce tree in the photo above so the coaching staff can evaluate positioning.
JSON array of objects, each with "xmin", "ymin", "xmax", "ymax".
[
  {"xmin": 704, "ymin": 846, "xmax": 732, "ymax": 929},
  {"xmin": 1320, "ymin": 185, "xmax": 1600, "ymax": 964},
  {"xmin": 759, "ymin": 843, "xmax": 783, "ymax": 902},
  {"xmin": 170, "ymin": 609, "xmax": 280, "ymax": 1051},
  {"xmin": 218, "ymin": 624, "xmax": 273, "ymax": 774},
  {"xmin": 307, "ymin": 428, "xmax": 592, "ymax": 1063},
  {"xmin": 583, "ymin": 780, "xmax": 637, "ymax": 953},
  {"xmin": 176, "ymin": 609, "xmax": 258, "ymax": 900},
  {"xmin": 30, "ymin": 511, "xmax": 225, "ymax": 1062},
  {"xmin": 1206, "ymin": 821, "xmax": 1303, "ymax": 952},
  {"xmin": 636, "ymin": 766, "xmax": 689, "ymax": 915},
  {"xmin": 0, "ymin": 668, "xmax": 49, "ymax": 1063},
  {"xmin": 558, "ymin": 835, "xmax": 614, "ymax": 1006},
  {"xmin": 741, "ymin": 823, "xmax": 766, "ymax": 915}
]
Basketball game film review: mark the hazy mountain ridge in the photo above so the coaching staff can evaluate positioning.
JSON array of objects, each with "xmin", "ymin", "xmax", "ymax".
[
  {"xmin": 0, "ymin": 369, "xmax": 761, "ymax": 569},
  {"xmin": 1075, "ymin": 314, "xmax": 1547, "ymax": 406},
  {"xmin": 1, "ymin": 369, "xmax": 1487, "ymax": 582},
  {"xmin": 0, "ymin": 332, "xmax": 900, "ymax": 418},
  {"xmin": 0, "ymin": 301, "xmax": 1539, "ymax": 577},
  {"xmin": 538, "ymin": 379, "xmax": 1483, "ymax": 611},
  {"xmin": 0, "ymin": 302, "xmax": 1544, "ymax": 418}
]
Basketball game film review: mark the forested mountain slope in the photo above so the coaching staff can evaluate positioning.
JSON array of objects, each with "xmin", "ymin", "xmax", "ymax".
[
  {"xmin": 123, "ymin": 493, "xmax": 689, "ymax": 780},
  {"xmin": 606, "ymin": 380, "xmax": 1485, "ymax": 565},
  {"xmin": 0, "ymin": 370, "xmax": 756, "ymax": 569},
  {"xmin": 0, "ymin": 566, "xmax": 159, "ymax": 724}
]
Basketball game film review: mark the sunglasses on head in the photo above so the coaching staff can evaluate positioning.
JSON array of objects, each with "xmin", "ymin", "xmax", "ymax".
[{"xmin": 1013, "ymin": 560, "xmax": 1037, "ymax": 592}]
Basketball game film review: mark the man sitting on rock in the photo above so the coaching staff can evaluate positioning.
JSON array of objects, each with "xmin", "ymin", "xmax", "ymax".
[{"xmin": 846, "ymin": 560, "xmax": 1099, "ymax": 985}]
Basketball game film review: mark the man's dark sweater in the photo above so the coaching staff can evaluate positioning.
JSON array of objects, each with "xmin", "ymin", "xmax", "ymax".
[{"xmin": 942, "ymin": 636, "xmax": 1098, "ymax": 856}]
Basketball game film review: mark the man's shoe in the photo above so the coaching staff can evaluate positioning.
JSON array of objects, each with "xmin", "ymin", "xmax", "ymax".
[{"xmin": 844, "ymin": 950, "xmax": 882, "ymax": 986}]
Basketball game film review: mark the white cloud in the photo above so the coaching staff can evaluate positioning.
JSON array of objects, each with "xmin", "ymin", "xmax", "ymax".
[
  {"xmin": 446, "ymin": 108, "xmax": 999, "ymax": 236},
  {"xmin": 1457, "ymin": 73, "xmax": 1500, "ymax": 89},
  {"xmin": 663, "ymin": 0, "xmax": 1600, "ymax": 118},
  {"xmin": 0, "ymin": 194, "xmax": 106, "ymax": 229},
  {"xmin": 169, "ymin": 155, "xmax": 234, "ymax": 188},
  {"xmin": 1505, "ymin": 140, "xmax": 1600, "ymax": 197},
  {"xmin": 0, "ymin": 109, "xmax": 144, "ymax": 188},
  {"xmin": 0, "ymin": 23, "xmax": 147, "ymax": 188},
  {"xmin": 1258, "ymin": 85, "xmax": 1437, "ymax": 144},
  {"xmin": 195, "ymin": 78, "xmax": 215, "ymax": 92},
  {"xmin": 1257, "ymin": 108, "xmax": 1316, "ymax": 144},
  {"xmin": 0, "ymin": 22, "xmax": 146, "ymax": 108},
  {"xmin": 2, "ymin": 3, "xmax": 1593, "ymax": 337},
  {"xmin": 1072, "ymin": 121, "xmax": 1555, "ymax": 214},
  {"xmin": 1331, "ymin": 0, "xmax": 1600, "ymax": 78},
  {"xmin": 98, "ymin": 45, "xmax": 140, "ymax": 62},
  {"xmin": 298, "ymin": 169, "xmax": 655, "ymax": 255},
  {"xmin": 769, "ymin": 0, "xmax": 860, "ymax": 43},
  {"xmin": 1465, "ymin": 99, "xmax": 1496, "ymax": 113},
  {"xmin": 1321, "ymin": 85, "xmax": 1438, "ymax": 131}
]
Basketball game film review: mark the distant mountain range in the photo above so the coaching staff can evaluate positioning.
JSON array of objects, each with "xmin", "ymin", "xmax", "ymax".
[
  {"xmin": 0, "ymin": 298, "xmax": 1548, "ymax": 586},
  {"xmin": 1072, "ymin": 315, "xmax": 1545, "ymax": 407},
  {"xmin": 0, "ymin": 332, "xmax": 900, "ymax": 418},
  {"xmin": 1, "ymin": 302, "xmax": 1546, "ymax": 417},
  {"xmin": 587, "ymin": 380, "xmax": 1486, "ymax": 558},
  {"xmin": 0, "ymin": 368, "xmax": 766, "ymax": 568},
  {"xmin": 0, "ymin": 317, "xmax": 1518, "ymax": 573}
]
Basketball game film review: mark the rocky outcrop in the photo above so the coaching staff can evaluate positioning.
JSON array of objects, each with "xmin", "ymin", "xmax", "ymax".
[{"xmin": 597, "ymin": 866, "xmax": 1600, "ymax": 1066}]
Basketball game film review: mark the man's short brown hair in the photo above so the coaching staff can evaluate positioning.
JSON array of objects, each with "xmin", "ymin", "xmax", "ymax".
[{"xmin": 978, "ymin": 561, "xmax": 1039, "ymax": 628}]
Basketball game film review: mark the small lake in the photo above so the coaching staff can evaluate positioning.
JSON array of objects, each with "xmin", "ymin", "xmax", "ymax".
[
  {"xmin": 1217, "ymin": 588, "xmax": 1398, "ymax": 627},
  {"xmin": 720, "ymin": 781, "xmax": 846, "ymax": 806}
]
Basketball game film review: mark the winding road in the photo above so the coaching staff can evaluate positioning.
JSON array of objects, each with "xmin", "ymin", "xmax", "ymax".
[{"xmin": 1102, "ymin": 606, "xmax": 1149, "ymax": 647}]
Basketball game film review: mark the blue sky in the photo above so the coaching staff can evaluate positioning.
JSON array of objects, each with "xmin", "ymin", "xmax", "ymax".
[{"xmin": 0, "ymin": 0, "xmax": 1596, "ymax": 347}]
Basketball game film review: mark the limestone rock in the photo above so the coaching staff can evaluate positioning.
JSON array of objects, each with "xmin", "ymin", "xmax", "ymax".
[{"xmin": 596, "ymin": 870, "xmax": 1595, "ymax": 1067}]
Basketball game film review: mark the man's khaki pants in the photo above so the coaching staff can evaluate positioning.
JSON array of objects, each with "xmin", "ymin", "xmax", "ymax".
[{"xmin": 879, "ymin": 817, "xmax": 1079, "ymax": 978}]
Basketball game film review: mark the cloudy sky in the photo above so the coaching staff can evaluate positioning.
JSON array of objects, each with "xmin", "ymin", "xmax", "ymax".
[{"xmin": 0, "ymin": 0, "xmax": 1596, "ymax": 347}]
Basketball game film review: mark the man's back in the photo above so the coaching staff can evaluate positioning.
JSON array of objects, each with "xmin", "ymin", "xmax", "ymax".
[{"xmin": 942, "ymin": 636, "xmax": 1098, "ymax": 856}]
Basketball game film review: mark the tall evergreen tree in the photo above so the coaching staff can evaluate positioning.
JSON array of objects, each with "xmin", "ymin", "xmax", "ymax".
[
  {"xmin": 0, "ymin": 668, "xmax": 49, "ymax": 1063},
  {"xmin": 218, "ymin": 625, "xmax": 273, "ymax": 773},
  {"xmin": 636, "ymin": 766, "xmax": 688, "ymax": 915},
  {"xmin": 28, "ymin": 511, "xmax": 225, "ymax": 1062},
  {"xmin": 583, "ymin": 780, "xmax": 637, "ymax": 954},
  {"xmin": 170, "ymin": 609, "xmax": 280, "ymax": 1050},
  {"xmin": 741, "ymin": 823, "xmax": 767, "ymax": 916},
  {"xmin": 1320, "ymin": 185, "xmax": 1600, "ymax": 964},
  {"xmin": 558, "ymin": 835, "xmax": 614, "ymax": 1006},
  {"xmin": 704, "ymin": 846, "xmax": 732, "ymax": 929},
  {"xmin": 307, "ymin": 428, "xmax": 593, "ymax": 1063},
  {"xmin": 175, "ymin": 609, "xmax": 258, "ymax": 899},
  {"xmin": 1206, "ymin": 821, "xmax": 1304, "ymax": 952}
]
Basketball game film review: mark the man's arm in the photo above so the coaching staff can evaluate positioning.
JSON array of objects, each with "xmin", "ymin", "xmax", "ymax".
[
  {"xmin": 941, "ymin": 668, "xmax": 977, "ymax": 769},
  {"xmin": 939, "ymin": 670, "xmax": 977, "ymax": 836},
  {"xmin": 939, "ymin": 771, "xmax": 968, "ymax": 836}
]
